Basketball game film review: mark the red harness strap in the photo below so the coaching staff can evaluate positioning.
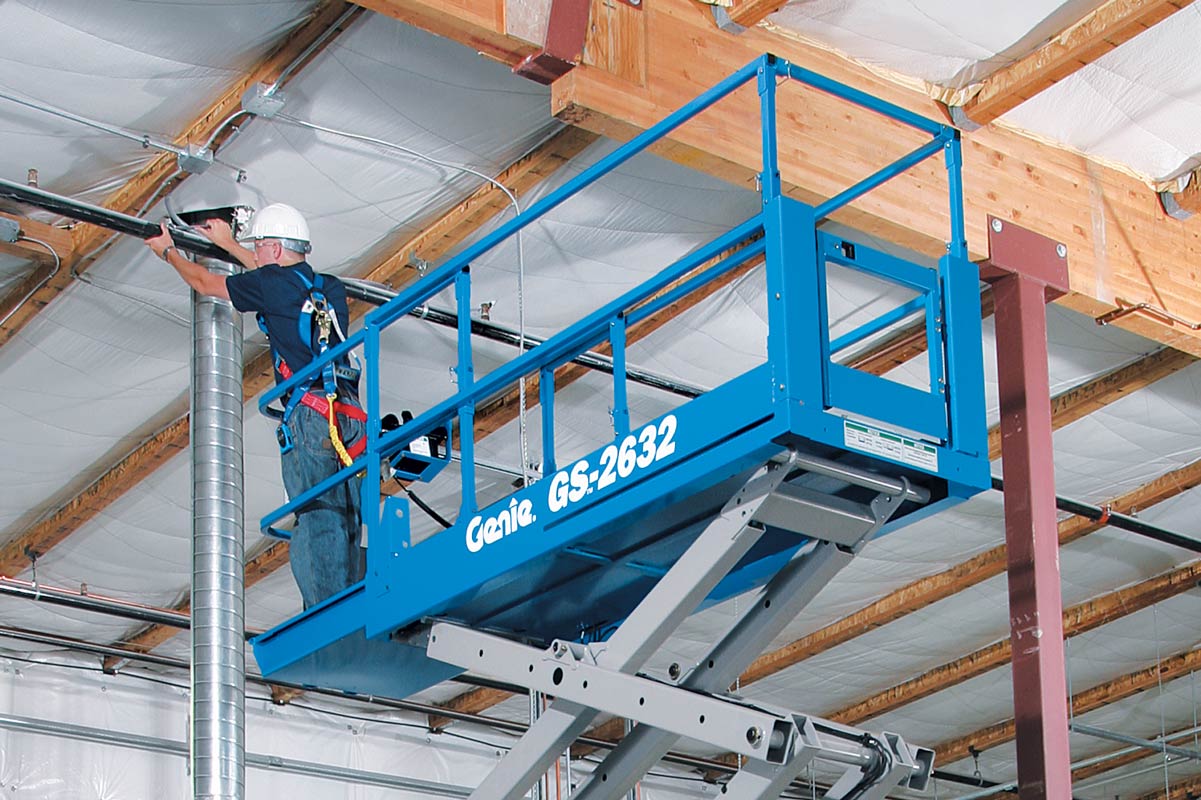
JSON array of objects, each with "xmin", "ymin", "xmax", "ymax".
[{"xmin": 279, "ymin": 360, "xmax": 367, "ymax": 459}]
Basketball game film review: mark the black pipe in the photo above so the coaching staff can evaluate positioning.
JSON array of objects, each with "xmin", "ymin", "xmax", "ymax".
[
  {"xmin": 0, "ymin": 177, "xmax": 229, "ymax": 262},
  {"xmin": 991, "ymin": 476, "xmax": 1201, "ymax": 553}
]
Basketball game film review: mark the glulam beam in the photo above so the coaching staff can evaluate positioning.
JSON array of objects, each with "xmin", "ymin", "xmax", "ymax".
[
  {"xmin": 933, "ymin": 645, "xmax": 1201, "ymax": 764},
  {"xmin": 831, "ymin": 559, "xmax": 1201, "ymax": 726}
]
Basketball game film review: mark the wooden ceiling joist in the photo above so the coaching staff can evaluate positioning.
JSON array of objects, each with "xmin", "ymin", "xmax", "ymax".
[
  {"xmin": 0, "ymin": 1, "xmax": 364, "ymax": 349},
  {"xmin": 986, "ymin": 345, "xmax": 1196, "ymax": 458},
  {"xmin": 830, "ymin": 558, "xmax": 1201, "ymax": 727},
  {"xmin": 100, "ymin": 126, "xmax": 597, "ymax": 664},
  {"xmin": 934, "ymin": 645, "xmax": 1201, "ymax": 765},
  {"xmin": 954, "ymin": 0, "xmax": 1195, "ymax": 128},
  {"xmin": 0, "ymin": 212, "xmax": 73, "ymax": 265}
]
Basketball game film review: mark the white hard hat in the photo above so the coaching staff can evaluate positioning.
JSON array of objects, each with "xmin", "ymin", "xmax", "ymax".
[{"xmin": 240, "ymin": 203, "xmax": 310, "ymax": 245}]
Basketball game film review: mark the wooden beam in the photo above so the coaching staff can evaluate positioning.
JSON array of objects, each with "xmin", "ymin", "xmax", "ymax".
[
  {"xmin": 95, "ymin": 127, "xmax": 595, "ymax": 662},
  {"xmin": 738, "ymin": 457, "xmax": 1201, "ymax": 686},
  {"xmin": 987, "ymin": 345, "xmax": 1196, "ymax": 458},
  {"xmin": 496, "ymin": 0, "xmax": 1201, "ymax": 355},
  {"xmin": 0, "ymin": 212, "xmax": 74, "ymax": 264},
  {"xmin": 933, "ymin": 645, "xmax": 1201, "ymax": 764},
  {"xmin": 957, "ymin": 0, "xmax": 1195, "ymax": 127},
  {"xmin": 830, "ymin": 558, "xmax": 1201, "ymax": 726},
  {"xmin": 0, "ymin": 1, "xmax": 364, "ymax": 348}
]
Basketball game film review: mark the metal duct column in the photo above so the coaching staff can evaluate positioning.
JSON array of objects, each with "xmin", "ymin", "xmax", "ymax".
[{"xmin": 190, "ymin": 256, "xmax": 245, "ymax": 800}]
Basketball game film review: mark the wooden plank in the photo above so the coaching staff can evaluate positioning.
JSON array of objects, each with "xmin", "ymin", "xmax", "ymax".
[
  {"xmin": 959, "ymin": 0, "xmax": 1195, "ymax": 127},
  {"xmin": 362, "ymin": 126, "xmax": 598, "ymax": 290},
  {"xmin": 0, "ymin": 212, "xmax": 74, "ymax": 264},
  {"xmin": 737, "ymin": 457, "xmax": 1201, "ymax": 686},
  {"xmin": 429, "ymin": 686, "xmax": 513, "ymax": 730},
  {"xmin": 987, "ymin": 346, "xmax": 1196, "ymax": 458},
  {"xmin": 0, "ymin": 417, "xmax": 190, "ymax": 575},
  {"xmin": 933, "ymin": 646, "xmax": 1201, "ymax": 765},
  {"xmin": 364, "ymin": 0, "xmax": 1201, "ymax": 353},
  {"xmin": 830, "ymin": 559, "xmax": 1201, "ymax": 726},
  {"xmin": 0, "ymin": 1, "xmax": 364, "ymax": 348}
]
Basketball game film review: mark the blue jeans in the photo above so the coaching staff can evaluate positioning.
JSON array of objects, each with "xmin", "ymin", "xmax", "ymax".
[{"xmin": 279, "ymin": 401, "xmax": 365, "ymax": 609}]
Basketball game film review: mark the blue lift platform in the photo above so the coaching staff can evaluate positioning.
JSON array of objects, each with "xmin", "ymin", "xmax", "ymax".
[{"xmin": 252, "ymin": 55, "xmax": 990, "ymax": 800}]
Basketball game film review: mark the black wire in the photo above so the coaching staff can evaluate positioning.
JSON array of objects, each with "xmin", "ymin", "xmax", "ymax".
[{"xmin": 394, "ymin": 477, "xmax": 454, "ymax": 529}]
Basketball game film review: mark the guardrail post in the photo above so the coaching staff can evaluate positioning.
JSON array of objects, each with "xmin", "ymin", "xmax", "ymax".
[
  {"xmin": 540, "ymin": 365, "xmax": 557, "ymax": 474},
  {"xmin": 455, "ymin": 268, "xmax": 477, "ymax": 514},
  {"xmin": 364, "ymin": 321, "xmax": 382, "ymax": 546},
  {"xmin": 944, "ymin": 131, "xmax": 968, "ymax": 260},
  {"xmin": 758, "ymin": 56, "xmax": 781, "ymax": 204},
  {"xmin": 610, "ymin": 315, "xmax": 630, "ymax": 437}
]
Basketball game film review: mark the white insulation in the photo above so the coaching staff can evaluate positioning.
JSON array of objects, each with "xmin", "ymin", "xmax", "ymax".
[{"xmin": 0, "ymin": 2, "xmax": 1199, "ymax": 798}]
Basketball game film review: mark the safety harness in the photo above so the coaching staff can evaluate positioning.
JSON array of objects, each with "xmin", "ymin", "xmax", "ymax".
[{"xmin": 262, "ymin": 270, "xmax": 366, "ymax": 466}]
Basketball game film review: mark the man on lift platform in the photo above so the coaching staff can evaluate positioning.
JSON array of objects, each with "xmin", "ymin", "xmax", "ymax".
[{"xmin": 146, "ymin": 204, "xmax": 365, "ymax": 609}]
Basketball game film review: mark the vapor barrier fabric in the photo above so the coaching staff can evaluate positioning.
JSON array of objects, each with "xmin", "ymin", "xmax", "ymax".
[
  {"xmin": 769, "ymin": 0, "xmax": 1201, "ymax": 183},
  {"xmin": 2, "ymin": 5, "xmax": 1201, "ymax": 799}
]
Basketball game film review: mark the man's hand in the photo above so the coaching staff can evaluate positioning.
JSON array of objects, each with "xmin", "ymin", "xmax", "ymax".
[
  {"xmin": 196, "ymin": 218, "xmax": 237, "ymax": 250},
  {"xmin": 195, "ymin": 217, "xmax": 257, "ymax": 271},
  {"xmin": 144, "ymin": 221, "xmax": 176, "ymax": 260}
]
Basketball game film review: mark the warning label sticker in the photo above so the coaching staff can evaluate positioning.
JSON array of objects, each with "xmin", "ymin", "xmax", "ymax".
[{"xmin": 843, "ymin": 420, "xmax": 938, "ymax": 471}]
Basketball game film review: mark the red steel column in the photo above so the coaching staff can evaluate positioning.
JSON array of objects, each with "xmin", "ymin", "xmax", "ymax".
[{"xmin": 982, "ymin": 217, "xmax": 1072, "ymax": 800}]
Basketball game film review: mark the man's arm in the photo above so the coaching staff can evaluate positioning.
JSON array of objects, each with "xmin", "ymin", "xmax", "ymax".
[{"xmin": 144, "ymin": 222, "xmax": 231, "ymax": 300}]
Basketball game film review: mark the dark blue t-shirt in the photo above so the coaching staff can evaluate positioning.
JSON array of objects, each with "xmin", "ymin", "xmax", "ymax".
[{"xmin": 226, "ymin": 261, "xmax": 353, "ymax": 390}]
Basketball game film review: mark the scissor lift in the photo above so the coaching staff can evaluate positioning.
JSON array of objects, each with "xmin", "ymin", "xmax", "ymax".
[{"xmin": 252, "ymin": 55, "xmax": 990, "ymax": 800}]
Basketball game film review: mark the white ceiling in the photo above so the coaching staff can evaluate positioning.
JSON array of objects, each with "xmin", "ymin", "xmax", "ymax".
[
  {"xmin": 0, "ymin": 2, "xmax": 1199, "ymax": 798},
  {"xmin": 769, "ymin": 0, "xmax": 1201, "ymax": 184}
]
